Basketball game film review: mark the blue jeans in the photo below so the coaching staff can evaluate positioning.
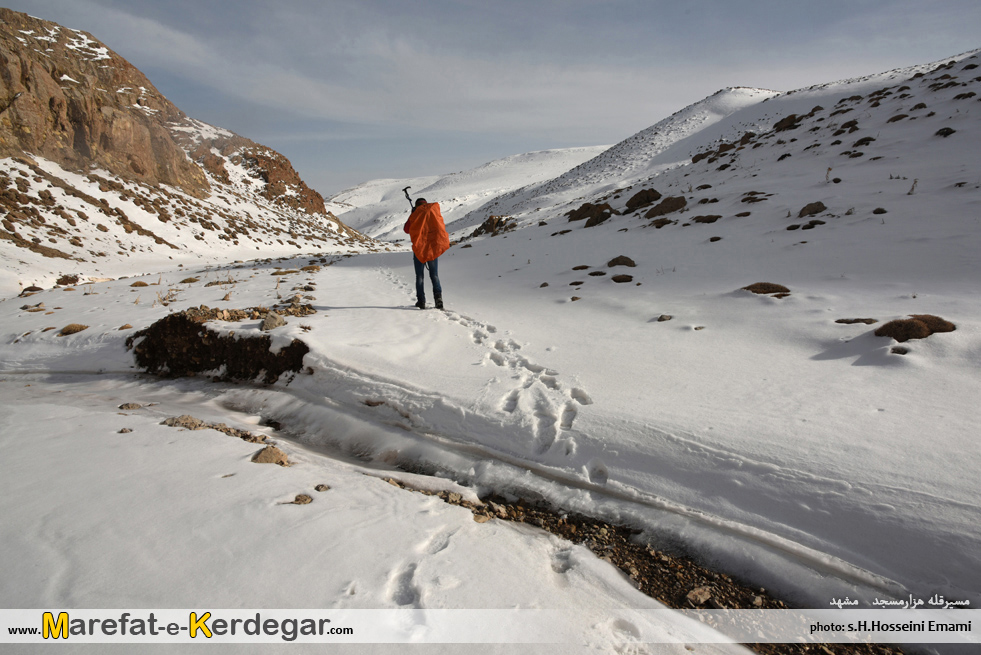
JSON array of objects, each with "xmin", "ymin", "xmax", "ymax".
[{"xmin": 413, "ymin": 255, "xmax": 441, "ymax": 303}]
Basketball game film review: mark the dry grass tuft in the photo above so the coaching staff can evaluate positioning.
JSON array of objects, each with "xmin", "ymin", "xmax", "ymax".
[
  {"xmin": 58, "ymin": 323, "xmax": 89, "ymax": 336},
  {"xmin": 875, "ymin": 315, "xmax": 955, "ymax": 342},
  {"xmin": 130, "ymin": 281, "xmax": 149, "ymax": 288},
  {"xmin": 742, "ymin": 282, "xmax": 790, "ymax": 295}
]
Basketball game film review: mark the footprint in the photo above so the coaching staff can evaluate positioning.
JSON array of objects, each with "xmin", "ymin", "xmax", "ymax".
[
  {"xmin": 540, "ymin": 375, "xmax": 559, "ymax": 390},
  {"xmin": 518, "ymin": 357, "xmax": 545, "ymax": 374},
  {"xmin": 419, "ymin": 528, "xmax": 456, "ymax": 555},
  {"xmin": 532, "ymin": 394, "xmax": 558, "ymax": 455},
  {"xmin": 571, "ymin": 388, "xmax": 594, "ymax": 405},
  {"xmin": 388, "ymin": 563, "xmax": 421, "ymax": 607},
  {"xmin": 550, "ymin": 547, "xmax": 574, "ymax": 574},
  {"xmin": 560, "ymin": 403, "xmax": 577, "ymax": 430},
  {"xmin": 489, "ymin": 352, "xmax": 507, "ymax": 367},
  {"xmin": 471, "ymin": 330, "xmax": 487, "ymax": 345},
  {"xmin": 587, "ymin": 458, "xmax": 608, "ymax": 485},
  {"xmin": 502, "ymin": 389, "xmax": 520, "ymax": 413}
]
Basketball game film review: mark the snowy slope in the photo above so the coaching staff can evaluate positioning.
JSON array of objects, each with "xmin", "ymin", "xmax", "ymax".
[
  {"xmin": 2, "ymin": 47, "xmax": 981, "ymax": 655},
  {"xmin": 331, "ymin": 146, "xmax": 609, "ymax": 240}
]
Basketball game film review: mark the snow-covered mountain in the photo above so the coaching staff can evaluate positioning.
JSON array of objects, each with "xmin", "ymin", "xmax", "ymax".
[
  {"xmin": 331, "ymin": 145, "xmax": 609, "ymax": 240},
  {"xmin": 2, "ymin": 12, "xmax": 981, "ymax": 652}
]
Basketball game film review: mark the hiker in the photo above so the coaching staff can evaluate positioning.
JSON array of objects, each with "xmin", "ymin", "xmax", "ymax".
[{"xmin": 403, "ymin": 197, "xmax": 450, "ymax": 309}]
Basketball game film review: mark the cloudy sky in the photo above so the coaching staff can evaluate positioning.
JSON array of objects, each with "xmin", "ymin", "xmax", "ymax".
[{"xmin": 8, "ymin": 1, "xmax": 981, "ymax": 195}]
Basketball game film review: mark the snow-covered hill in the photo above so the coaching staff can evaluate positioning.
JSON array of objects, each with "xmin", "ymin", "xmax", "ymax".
[{"xmin": 331, "ymin": 146, "xmax": 609, "ymax": 239}]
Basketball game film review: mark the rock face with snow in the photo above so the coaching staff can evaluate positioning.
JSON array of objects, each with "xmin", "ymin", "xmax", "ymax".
[
  {"xmin": 0, "ymin": 8, "xmax": 208, "ymax": 196},
  {"xmin": 0, "ymin": 9, "xmax": 379, "ymax": 291}
]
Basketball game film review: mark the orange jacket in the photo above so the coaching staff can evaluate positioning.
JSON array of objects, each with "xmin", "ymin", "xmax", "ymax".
[{"xmin": 403, "ymin": 202, "xmax": 450, "ymax": 263}]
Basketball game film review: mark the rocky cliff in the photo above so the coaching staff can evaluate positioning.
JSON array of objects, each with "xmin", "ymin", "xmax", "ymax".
[{"xmin": 0, "ymin": 8, "xmax": 381, "ymax": 289}]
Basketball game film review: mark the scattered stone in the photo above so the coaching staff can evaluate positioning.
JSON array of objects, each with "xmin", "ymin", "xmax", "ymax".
[
  {"xmin": 709, "ymin": 237, "xmax": 722, "ymax": 242},
  {"xmin": 691, "ymin": 215, "xmax": 721, "ymax": 224},
  {"xmin": 567, "ymin": 202, "xmax": 617, "ymax": 224},
  {"xmin": 694, "ymin": 326, "xmax": 706, "ymax": 331},
  {"xmin": 611, "ymin": 274, "xmax": 634, "ymax": 283},
  {"xmin": 891, "ymin": 346, "xmax": 910, "ymax": 355},
  {"xmin": 252, "ymin": 445, "xmax": 289, "ymax": 466},
  {"xmin": 607, "ymin": 255, "xmax": 637, "ymax": 268},
  {"xmin": 836, "ymin": 318, "xmax": 878, "ymax": 325},
  {"xmin": 471, "ymin": 215, "xmax": 516, "ymax": 237},
  {"xmin": 260, "ymin": 311, "xmax": 286, "ymax": 331},
  {"xmin": 687, "ymin": 586, "xmax": 713, "ymax": 605},
  {"xmin": 588, "ymin": 271, "xmax": 606, "ymax": 276},
  {"xmin": 798, "ymin": 201, "xmax": 827, "ymax": 218},
  {"xmin": 118, "ymin": 403, "xmax": 142, "ymax": 410},
  {"xmin": 570, "ymin": 297, "xmax": 581, "ymax": 302},
  {"xmin": 314, "ymin": 484, "xmax": 331, "ymax": 492},
  {"xmin": 873, "ymin": 207, "xmax": 888, "ymax": 215},
  {"xmin": 473, "ymin": 514, "xmax": 492, "ymax": 523},
  {"xmin": 657, "ymin": 315, "xmax": 673, "ymax": 322},
  {"xmin": 162, "ymin": 415, "xmax": 207, "ymax": 430},
  {"xmin": 935, "ymin": 127, "xmax": 956, "ymax": 138},
  {"xmin": 118, "ymin": 428, "xmax": 133, "ymax": 434},
  {"xmin": 539, "ymin": 282, "xmax": 549, "ymax": 288},
  {"xmin": 572, "ymin": 265, "xmax": 590, "ymax": 270},
  {"xmin": 291, "ymin": 494, "xmax": 313, "ymax": 505},
  {"xmin": 130, "ymin": 281, "xmax": 149, "ymax": 287}
]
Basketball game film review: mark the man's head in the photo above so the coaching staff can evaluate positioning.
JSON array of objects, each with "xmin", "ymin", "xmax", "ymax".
[{"xmin": 415, "ymin": 198, "xmax": 427, "ymax": 207}]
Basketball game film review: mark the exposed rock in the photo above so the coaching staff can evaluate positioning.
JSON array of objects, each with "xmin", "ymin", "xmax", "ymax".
[
  {"xmin": 314, "ymin": 484, "xmax": 331, "ymax": 492},
  {"xmin": 118, "ymin": 428, "xmax": 133, "ymax": 434},
  {"xmin": 798, "ymin": 202, "xmax": 827, "ymax": 218},
  {"xmin": 607, "ymin": 255, "xmax": 636, "ymax": 268},
  {"xmin": 260, "ymin": 311, "xmax": 286, "ymax": 331},
  {"xmin": 611, "ymin": 274, "xmax": 634, "ymax": 283},
  {"xmin": 873, "ymin": 207, "xmax": 887, "ymax": 215},
  {"xmin": 291, "ymin": 494, "xmax": 313, "ymax": 505},
  {"xmin": 0, "ymin": 9, "xmax": 209, "ymax": 197},
  {"xmin": 773, "ymin": 114, "xmax": 802, "ymax": 131},
  {"xmin": 624, "ymin": 188, "xmax": 662, "ymax": 211},
  {"xmin": 118, "ymin": 403, "xmax": 142, "ymax": 410},
  {"xmin": 470, "ymin": 215, "xmax": 516, "ymax": 238},
  {"xmin": 687, "ymin": 586, "xmax": 713, "ymax": 605},
  {"xmin": 836, "ymin": 318, "xmax": 878, "ymax": 325},
  {"xmin": 657, "ymin": 315, "xmax": 673, "ymax": 322},
  {"xmin": 567, "ymin": 202, "xmax": 617, "ymax": 225},
  {"xmin": 644, "ymin": 196, "xmax": 687, "ymax": 218}
]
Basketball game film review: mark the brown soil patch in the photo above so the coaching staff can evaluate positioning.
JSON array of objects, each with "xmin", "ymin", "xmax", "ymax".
[
  {"xmin": 742, "ymin": 283, "xmax": 790, "ymax": 295},
  {"xmin": 611, "ymin": 274, "xmax": 634, "ymax": 283},
  {"xmin": 127, "ymin": 310, "xmax": 309, "ymax": 383},
  {"xmin": 836, "ymin": 318, "xmax": 878, "ymax": 325}
]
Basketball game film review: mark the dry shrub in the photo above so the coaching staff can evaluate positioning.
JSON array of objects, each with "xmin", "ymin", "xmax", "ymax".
[
  {"xmin": 58, "ymin": 323, "xmax": 89, "ymax": 336},
  {"xmin": 910, "ymin": 314, "xmax": 955, "ymax": 334},
  {"xmin": 56, "ymin": 274, "xmax": 80, "ymax": 286},
  {"xmin": 130, "ymin": 281, "xmax": 149, "ymax": 288},
  {"xmin": 874, "ymin": 315, "xmax": 955, "ymax": 342},
  {"xmin": 742, "ymin": 282, "xmax": 790, "ymax": 294},
  {"xmin": 300, "ymin": 265, "xmax": 321, "ymax": 272},
  {"xmin": 180, "ymin": 277, "xmax": 200, "ymax": 284}
]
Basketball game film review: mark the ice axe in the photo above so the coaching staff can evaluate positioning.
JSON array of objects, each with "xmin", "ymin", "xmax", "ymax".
[{"xmin": 402, "ymin": 186, "xmax": 413, "ymax": 211}]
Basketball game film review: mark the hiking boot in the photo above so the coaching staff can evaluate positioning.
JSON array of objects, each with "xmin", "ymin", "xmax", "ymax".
[
  {"xmin": 435, "ymin": 296, "xmax": 444, "ymax": 310},
  {"xmin": 415, "ymin": 299, "xmax": 426, "ymax": 309}
]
